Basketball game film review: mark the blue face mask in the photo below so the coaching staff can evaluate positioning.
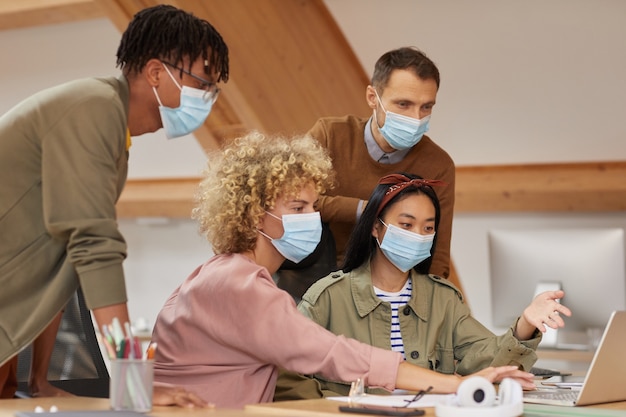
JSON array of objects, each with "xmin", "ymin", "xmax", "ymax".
[
  {"xmin": 153, "ymin": 65, "xmax": 216, "ymax": 139},
  {"xmin": 374, "ymin": 90, "xmax": 430, "ymax": 150},
  {"xmin": 377, "ymin": 219, "xmax": 435, "ymax": 273},
  {"xmin": 259, "ymin": 211, "xmax": 322, "ymax": 263}
]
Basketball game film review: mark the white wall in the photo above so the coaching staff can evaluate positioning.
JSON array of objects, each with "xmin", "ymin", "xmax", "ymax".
[
  {"xmin": 2, "ymin": 1, "xmax": 625, "ymax": 332},
  {"xmin": 119, "ymin": 219, "xmax": 213, "ymax": 330},
  {"xmin": 325, "ymin": 0, "xmax": 626, "ymax": 165}
]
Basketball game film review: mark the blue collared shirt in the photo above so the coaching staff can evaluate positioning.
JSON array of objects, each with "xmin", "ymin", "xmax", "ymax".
[{"xmin": 364, "ymin": 117, "xmax": 412, "ymax": 164}]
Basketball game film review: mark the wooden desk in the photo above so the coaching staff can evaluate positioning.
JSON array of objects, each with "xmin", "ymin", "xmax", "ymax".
[
  {"xmin": 2, "ymin": 396, "xmax": 625, "ymax": 417},
  {"xmin": 0, "ymin": 397, "xmax": 268, "ymax": 417},
  {"xmin": 246, "ymin": 398, "xmax": 626, "ymax": 417},
  {"xmin": 248, "ymin": 399, "xmax": 361, "ymax": 417}
]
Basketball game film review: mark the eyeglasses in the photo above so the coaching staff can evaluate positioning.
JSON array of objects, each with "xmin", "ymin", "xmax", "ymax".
[
  {"xmin": 162, "ymin": 61, "xmax": 220, "ymax": 104},
  {"xmin": 401, "ymin": 386, "xmax": 433, "ymax": 407}
]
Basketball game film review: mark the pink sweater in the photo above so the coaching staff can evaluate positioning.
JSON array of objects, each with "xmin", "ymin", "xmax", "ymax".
[{"xmin": 152, "ymin": 253, "xmax": 402, "ymax": 408}]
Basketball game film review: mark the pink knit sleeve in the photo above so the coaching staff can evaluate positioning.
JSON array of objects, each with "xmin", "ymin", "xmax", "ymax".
[{"xmin": 207, "ymin": 262, "xmax": 403, "ymax": 391}]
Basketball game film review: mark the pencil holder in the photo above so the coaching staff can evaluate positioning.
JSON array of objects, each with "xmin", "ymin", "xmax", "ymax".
[{"xmin": 109, "ymin": 359, "xmax": 154, "ymax": 412}]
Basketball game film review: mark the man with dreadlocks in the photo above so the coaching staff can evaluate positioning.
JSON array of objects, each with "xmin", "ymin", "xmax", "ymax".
[{"xmin": 0, "ymin": 5, "xmax": 228, "ymax": 406}]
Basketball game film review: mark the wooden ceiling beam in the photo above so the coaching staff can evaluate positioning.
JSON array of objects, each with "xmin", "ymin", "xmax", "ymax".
[
  {"xmin": 91, "ymin": 0, "xmax": 146, "ymax": 32},
  {"xmin": 0, "ymin": 0, "xmax": 103, "ymax": 30},
  {"xmin": 116, "ymin": 161, "xmax": 626, "ymax": 218},
  {"xmin": 455, "ymin": 161, "xmax": 626, "ymax": 213},
  {"xmin": 117, "ymin": 177, "xmax": 198, "ymax": 218}
]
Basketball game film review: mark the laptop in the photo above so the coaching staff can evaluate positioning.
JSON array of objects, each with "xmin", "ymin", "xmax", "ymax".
[{"xmin": 523, "ymin": 310, "xmax": 626, "ymax": 406}]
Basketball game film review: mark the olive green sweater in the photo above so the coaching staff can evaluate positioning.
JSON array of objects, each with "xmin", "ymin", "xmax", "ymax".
[{"xmin": 0, "ymin": 76, "xmax": 130, "ymax": 366}]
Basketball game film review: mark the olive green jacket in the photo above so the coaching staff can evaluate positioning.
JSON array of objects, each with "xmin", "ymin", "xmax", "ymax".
[
  {"xmin": 0, "ymin": 76, "xmax": 130, "ymax": 366},
  {"xmin": 277, "ymin": 263, "xmax": 541, "ymax": 398}
]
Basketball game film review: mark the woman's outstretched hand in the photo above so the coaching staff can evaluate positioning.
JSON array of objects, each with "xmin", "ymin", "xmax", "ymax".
[{"xmin": 517, "ymin": 290, "xmax": 572, "ymax": 339}]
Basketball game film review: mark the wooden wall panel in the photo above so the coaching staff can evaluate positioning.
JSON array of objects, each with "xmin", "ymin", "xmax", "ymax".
[
  {"xmin": 116, "ymin": 161, "xmax": 626, "ymax": 218},
  {"xmin": 0, "ymin": 0, "xmax": 102, "ymax": 30},
  {"xmin": 455, "ymin": 161, "xmax": 626, "ymax": 213}
]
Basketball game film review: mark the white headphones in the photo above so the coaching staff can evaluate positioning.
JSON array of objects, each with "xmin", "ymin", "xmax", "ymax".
[{"xmin": 435, "ymin": 377, "xmax": 523, "ymax": 417}]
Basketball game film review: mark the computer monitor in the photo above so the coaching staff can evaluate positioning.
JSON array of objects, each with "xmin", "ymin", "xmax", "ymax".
[{"xmin": 488, "ymin": 228, "xmax": 626, "ymax": 350}]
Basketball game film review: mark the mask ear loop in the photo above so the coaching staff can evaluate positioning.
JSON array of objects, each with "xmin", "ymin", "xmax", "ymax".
[
  {"xmin": 373, "ymin": 218, "xmax": 387, "ymax": 249},
  {"xmin": 161, "ymin": 63, "xmax": 182, "ymax": 90},
  {"xmin": 152, "ymin": 87, "xmax": 164, "ymax": 106},
  {"xmin": 373, "ymin": 88, "xmax": 388, "ymax": 113},
  {"xmin": 264, "ymin": 211, "xmax": 282, "ymax": 222},
  {"xmin": 257, "ymin": 229, "xmax": 274, "ymax": 242},
  {"xmin": 152, "ymin": 63, "xmax": 183, "ymax": 106},
  {"xmin": 372, "ymin": 88, "xmax": 387, "ymax": 129},
  {"xmin": 257, "ymin": 211, "xmax": 283, "ymax": 242}
]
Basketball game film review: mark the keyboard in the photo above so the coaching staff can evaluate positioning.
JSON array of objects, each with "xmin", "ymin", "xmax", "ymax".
[
  {"xmin": 530, "ymin": 366, "xmax": 571, "ymax": 377},
  {"xmin": 525, "ymin": 390, "xmax": 579, "ymax": 401}
]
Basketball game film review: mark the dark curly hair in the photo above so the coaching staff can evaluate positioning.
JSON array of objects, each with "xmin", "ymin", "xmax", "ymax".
[{"xmin": 116, "ymin": 5, "xmax": 229, "ymax": 82}]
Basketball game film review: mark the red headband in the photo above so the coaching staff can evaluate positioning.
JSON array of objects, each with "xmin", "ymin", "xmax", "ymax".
[{"xmin": 375, "ymin": 174, "xmax": 447, "ymax": 217}]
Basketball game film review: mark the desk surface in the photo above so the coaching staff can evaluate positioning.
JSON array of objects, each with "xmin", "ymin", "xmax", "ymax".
[
  {"xmin": 247, "ymin": 398, "xmax": 626, "ymax": 417},
  {"xmin": 2, "ymin": 396, "xmax": 625, "ymax": 417},
  {"xmin": 0, "ymin": 397, "xmax": 266, "ymax": 417}
]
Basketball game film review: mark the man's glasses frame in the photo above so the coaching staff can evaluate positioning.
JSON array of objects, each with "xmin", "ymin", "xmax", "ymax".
[{"xmin": 162, "ymin": 61, "xmax": 220, "ymax": 104}]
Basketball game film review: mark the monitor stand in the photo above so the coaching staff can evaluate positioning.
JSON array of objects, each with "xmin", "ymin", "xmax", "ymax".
[
  {"xmin": 534, "ymin": 281, "xmax": 590, "ymax": 351},
  {"xmin": 555, "ymin": 330, "xmax": 590, "ymax": 351}
]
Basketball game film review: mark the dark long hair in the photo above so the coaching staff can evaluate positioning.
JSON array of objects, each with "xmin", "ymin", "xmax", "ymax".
[{"xmin": 342, "ymin": 173, "xmax": 441, "ymax": 274}]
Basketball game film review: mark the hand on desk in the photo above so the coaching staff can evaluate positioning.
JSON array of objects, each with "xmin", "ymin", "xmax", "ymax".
[
  {"xmin": 153, "ymin": 382, "xmax": 213, "ymax": 408},
  {"xmin": 469, "ymin": 366, "xmax": 536, "ymax": 391}
]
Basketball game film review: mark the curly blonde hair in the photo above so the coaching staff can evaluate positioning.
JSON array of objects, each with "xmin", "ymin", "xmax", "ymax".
[{"xmin": 193, "ymin": 131, "xmax": 335, "ymax": 254}]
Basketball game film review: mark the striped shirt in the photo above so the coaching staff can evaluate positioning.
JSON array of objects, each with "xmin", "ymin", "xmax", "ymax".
[{"xmin": 373, "ymin": 279, "xmax": 412, "ymax": 359}]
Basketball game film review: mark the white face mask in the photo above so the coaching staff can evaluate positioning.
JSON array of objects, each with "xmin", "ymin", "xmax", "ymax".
[
  {"xmin": 258, "ymin": 211, "xmax": 322, "ymax": 263},
  {"xmin": 152, "ymin": 64, "xmax": 217, "ymax": 139},
  {"xmin": 374, "ymin": 90, "xmax": 430, "ymax": 150},
  {"xmin": 377, "ymin": 219, "xmax": 435, "ymax": 272}
]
